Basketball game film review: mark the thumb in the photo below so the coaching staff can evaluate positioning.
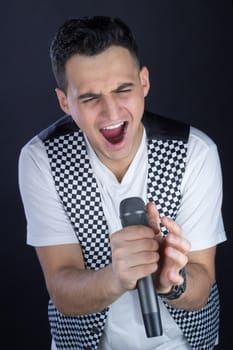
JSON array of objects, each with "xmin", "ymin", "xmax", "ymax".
[{"xmin": 146, "ymin": 202, "xmax": 163, "ymax": 242}]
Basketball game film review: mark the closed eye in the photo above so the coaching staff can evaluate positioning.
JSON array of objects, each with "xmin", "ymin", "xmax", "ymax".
[
  {"xmin": 114, "ymin": 83, "xmax": 134, "ymax": 94},
  {"xmin": 116, "ymin": 88, "xmax": 132, "ymax": 93},
  {"xmin": 82, "ymin": 96, "xmax": 99, "ymax": 103},
  {"xmin": 78, "ymin": 93, "xmax": 100, "ymax": 104}
]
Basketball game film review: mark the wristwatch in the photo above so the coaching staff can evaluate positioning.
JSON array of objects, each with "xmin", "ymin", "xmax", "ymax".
[{"xmin": 158, "ymin": 268, "xmax": 187, "ymax": 301}]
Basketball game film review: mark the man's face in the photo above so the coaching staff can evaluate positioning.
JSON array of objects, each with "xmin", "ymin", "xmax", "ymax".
[{"xmin": 56, "ymin": 46, "xmax": 150, "ymax": 177}]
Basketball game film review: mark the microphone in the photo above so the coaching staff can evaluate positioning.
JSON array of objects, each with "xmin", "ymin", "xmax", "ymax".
[{"xmin": 119, "ymin": 197, "xmax": 163, "ymax": 337}]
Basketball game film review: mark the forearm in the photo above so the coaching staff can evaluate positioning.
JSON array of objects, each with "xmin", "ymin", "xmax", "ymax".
[
  {"xmin": 48, "ymin": 264, "xmax": 122, "ymax": 316},
  {"xmin": 165, "ymin": 262, "xmax": 215, "ymax": 311}
]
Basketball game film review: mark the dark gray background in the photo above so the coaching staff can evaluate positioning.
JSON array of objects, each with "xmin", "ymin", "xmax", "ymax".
[{"xmin": 1, "ymin": 1, "xmax": 232, "ymax": 349}]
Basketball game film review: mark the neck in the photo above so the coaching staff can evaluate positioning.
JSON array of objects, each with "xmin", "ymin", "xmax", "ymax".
[
  {"xmin": 84, "ymin": 124, "xmax": 144, "ymax": 183},
  {"xmin": 107, "ymin": 161, "xmax": 131, "ymax": 183},
  {"xmin": 105, "ymin": 130, "xmax": 144, "ymax": 183}
]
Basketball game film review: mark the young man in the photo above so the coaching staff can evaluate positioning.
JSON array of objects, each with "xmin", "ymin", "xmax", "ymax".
[{"xmin": 19, "ymin": 16, "xmax": 226, "ymax": 349}]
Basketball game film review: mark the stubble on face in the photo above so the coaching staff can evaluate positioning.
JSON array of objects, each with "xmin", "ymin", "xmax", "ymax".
[{"xmin": 57, "ymin": 46, "xmax": 150, "ymax": 181}]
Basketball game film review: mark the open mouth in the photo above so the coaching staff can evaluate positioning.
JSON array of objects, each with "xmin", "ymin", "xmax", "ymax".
[{"xmin": 100, "ymin": 121, "xmax": 127, "ymax": 144}]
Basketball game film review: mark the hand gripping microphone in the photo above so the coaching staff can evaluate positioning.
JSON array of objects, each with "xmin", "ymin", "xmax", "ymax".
[{"xmin": 119, "ymin": 197, "xmax": 163, "ymax": 337}]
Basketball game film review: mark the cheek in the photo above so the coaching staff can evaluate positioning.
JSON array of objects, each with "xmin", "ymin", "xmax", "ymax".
[
  {"xmin": 72, "ymin": 115, "xmax": 87, "ymax": 131},
  {"xmin": 126, "ymin": 93, "xmax": 145, "ymax": 113},
  {"xmin": 67, "ymin": 102, "xmax": 86, "ymax": 128},
  {"xmin": 72, "ymin": 110, "xmax": 97, "ymax": 135}
]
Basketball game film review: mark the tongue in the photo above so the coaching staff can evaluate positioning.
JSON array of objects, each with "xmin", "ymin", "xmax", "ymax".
[{"xmin": 101, "ymin": 124, "xmax": 125, "ymax": 144}]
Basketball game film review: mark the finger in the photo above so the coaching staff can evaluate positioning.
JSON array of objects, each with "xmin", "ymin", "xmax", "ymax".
[
  {"xmin": 167, "ymin": 270, "xmax": 185, "ymax": 286},
  {"xmin": 125, "ymin": 263, "xmax": 159, "ymax": 284},
  {"xmin": 112, "ymin": 238, "xmax": 159, "ymax": 258},
  {"xmin": 161, "ymin": 216, "xmax": 182, "ymax": 236},
  {"xmin": 111, "ymin": 225, "xmax": 155, "ymax": 247},
  {"xmin": 127, "ymin": 251, "xmax": 160, "ymax": 268},
  {"xmin": 165, "ymin": 233, "xmax": 191, "ymax": 254},
  {"xmin": 146, "ymin": 201, "xmax": 161, "ymax": 235},
  {"xmin": 164, "ymin": 246, "xmax": 189, "ymax": 267}
]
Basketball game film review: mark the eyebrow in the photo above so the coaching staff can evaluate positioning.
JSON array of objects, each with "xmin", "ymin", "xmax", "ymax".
[
  {"xmin": 77, "ymin": 82, "xmax": 135, "ymax": 101},
  {"xmin": 112, "ymin": 82, "xmax": 135, "ymax": 92}
]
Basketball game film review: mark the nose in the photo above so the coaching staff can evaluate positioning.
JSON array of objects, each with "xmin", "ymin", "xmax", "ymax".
[{"xmin": 100, "ymin": 95, "xmax": 121, "ymax": 121}]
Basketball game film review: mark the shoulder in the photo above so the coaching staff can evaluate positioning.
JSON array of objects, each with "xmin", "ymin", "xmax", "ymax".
[
  {"xmin": 142, "ymin": 110, "xmax": 218, "ymax": 154},
  {"xmin": 188, "ymin": 126, "xmax": 217, "ymax": 149},
  {"xmin": 19, "ymin": 114, "xmax": 79, "ymax": 164},
  {"xmin": 142, "ymin": 110, "xmax": 190, "ymax": 142},
  {"xmin": 187, "ymin": 126, "xmax": 218, "ymax": 164},
  {"xmin": 19, "ymin": 134, "xmax": 45, "ymax": 165},
  {"xmin": 19, "ymin": 134, "xmax": 52, "ymax": 188},
  {"xmin": 182, "ymin": 126, "xmax": 222, "ymax": 198},
  {"xmin": 38, "ymin": 114, "xmax": 79, "ymax": 142}
]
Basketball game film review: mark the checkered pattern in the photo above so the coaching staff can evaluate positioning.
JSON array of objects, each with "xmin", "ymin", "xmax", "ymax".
[
  {"xmin": 44, "ymin": 127, "xmax": 219, "ymax": 350},
  {"xmin": 165, "ymin": 282, "xmax": 220, "ymax": 350},
  {"xmin": 147, "ymin": 139, "xmax": 187, "ymax": 234},
  {"xmin": 147, "ymin": 138, "xmax": 219, "ymax": 349},
  {"xmin": 48, "ymin": 299, "xmax": 108, "ymax": 350},
  {"xmin": 45, "ymin": 130, "xmax": 111, "ymax": 350},
  {"xmin": 45, "ymin": 131, "xmax": 111, "ymax": 271}
]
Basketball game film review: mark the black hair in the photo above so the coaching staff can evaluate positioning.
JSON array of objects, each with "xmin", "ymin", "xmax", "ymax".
[{"xmin": 50, "ymin": 16, "xmax": 140, "ymax": 92}]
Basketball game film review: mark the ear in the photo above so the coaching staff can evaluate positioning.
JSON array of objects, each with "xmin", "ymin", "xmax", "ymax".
[
  {"xmin": 55, "ymin": 88, "xmax": 70, "ymax": 115},
  {"xmin": 140, "ymin": 66, "xmax": 150, "ymax": 97}
]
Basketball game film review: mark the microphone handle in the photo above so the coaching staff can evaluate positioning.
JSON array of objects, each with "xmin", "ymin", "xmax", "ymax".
[{"xmin": 120, "ymin": 197, "xmax": 163, "ymax": 337}]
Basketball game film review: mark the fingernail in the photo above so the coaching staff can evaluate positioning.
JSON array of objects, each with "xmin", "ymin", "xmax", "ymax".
[
  {"xmin": 167, "ymin": 234, "xmax": 177, "ymax": 243},
  {"xmin": 163, "ymin": 216, "xmax": 171, "ymax": 224}
]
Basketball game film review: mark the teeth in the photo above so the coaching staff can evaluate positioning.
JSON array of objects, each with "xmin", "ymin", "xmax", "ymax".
[{"xmin": 102, "ymin": 122, "xmax": 124, "ymax": 130}]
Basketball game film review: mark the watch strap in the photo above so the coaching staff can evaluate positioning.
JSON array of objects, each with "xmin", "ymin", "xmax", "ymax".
[{"xmin": 158, "ymin": 267, "xmax": 187, "ymax": 301}]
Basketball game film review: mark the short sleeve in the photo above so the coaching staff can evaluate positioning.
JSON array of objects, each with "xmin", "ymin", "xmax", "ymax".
[
  {"xmin": 18, "ymin": 136, "xmax": 78, "ymax": 247},
  {"xmin": 176, "ymin": 127, "xmax": 226, "ymax": 251}
]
